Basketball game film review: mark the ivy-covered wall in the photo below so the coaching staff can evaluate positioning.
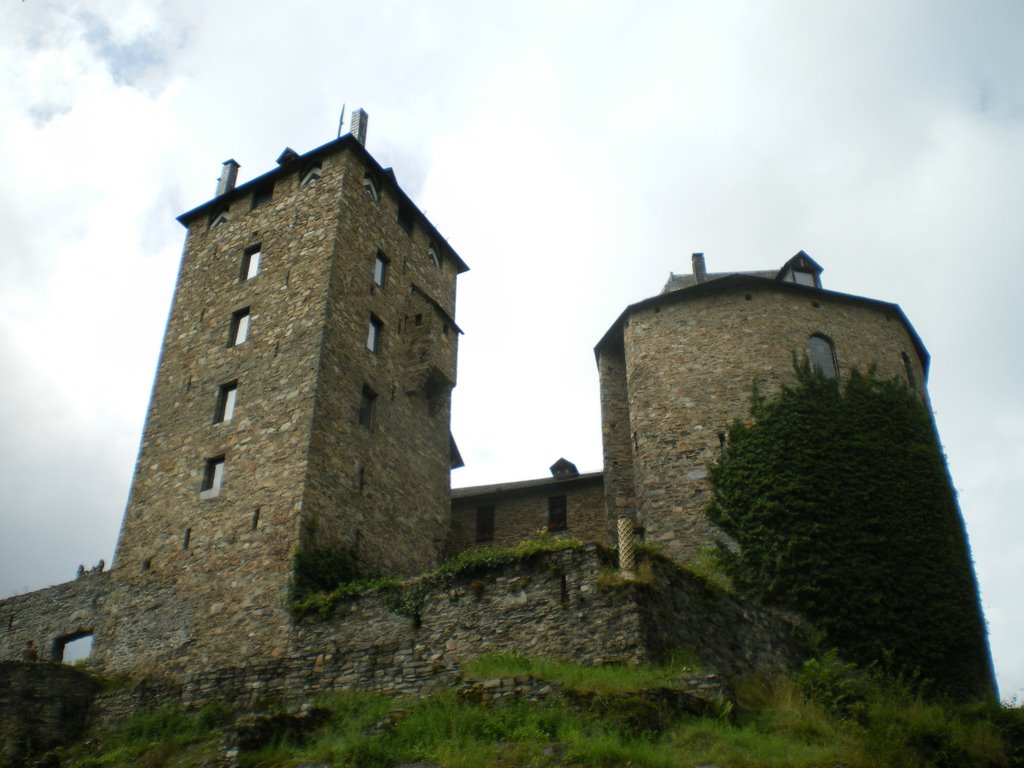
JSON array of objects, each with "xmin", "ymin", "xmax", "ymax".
[{"xmin": 707, "ymin": 366, "xmax": 994, "ymax": 700}]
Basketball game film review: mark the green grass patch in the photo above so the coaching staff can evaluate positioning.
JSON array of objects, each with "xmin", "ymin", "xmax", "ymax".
[{"xmin": 55, "ymin": 658, "xmax": 1024, "ymax": 768}]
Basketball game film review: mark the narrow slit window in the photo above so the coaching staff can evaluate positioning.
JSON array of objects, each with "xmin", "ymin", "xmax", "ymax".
[
  {"xmin": 358, "ymin": 386, "xmax": 377, "ymax": 428},
  {"xmin": 214, "ymin": 382, "xmax": 238, "ymax": 423},
  {"xmin": 367, "ymin": 315, "xmax": 383, "ymax": 352},
  {"xmin": 428, "ymin": 242, "xmax": 441, "ymax": 269},
  {"xmin": 229, "ymin": 307, "xmax": 250, "ymax": 346},
  {"xmin": 201, "ymin": 456, "xmax": 225, "ymax": 497},
  {"xmin": 241, "ymin": 245, "xmax": 261, "ymax": 280},
  {"xmin": 373, "ymin": 251, "xmax": 388, "ymax": 288}
]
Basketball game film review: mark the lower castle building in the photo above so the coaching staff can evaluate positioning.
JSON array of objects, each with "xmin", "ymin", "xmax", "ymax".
[{"xmin": 0, "ymin": 120, "xmax": 993, "ymax": 727}]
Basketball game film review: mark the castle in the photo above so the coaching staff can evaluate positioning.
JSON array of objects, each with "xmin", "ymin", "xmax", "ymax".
[{"xmin": 0, "ymin": 116, "xmax": 992, "ymax": 717}]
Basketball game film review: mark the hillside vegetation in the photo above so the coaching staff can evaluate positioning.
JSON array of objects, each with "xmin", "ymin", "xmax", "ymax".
[
  {"xmin": 50, "ymin": 654, "xmax": 1023, "ymax": 767},
  {"xmin": 707, "ymin": 364, "xmax": 992, "ymax": 700}
]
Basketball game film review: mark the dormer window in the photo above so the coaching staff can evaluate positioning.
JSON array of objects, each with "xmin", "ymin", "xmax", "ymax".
[
  {"xmin": 792, "ymin": 270, "xmax": 816, "ymax": 287},
  {"xmin": 300, "ymin": 164, "xmax": 322, "ymax": 187},
  {"xmin": 778, "ymin": 251, "xmax": 823, "ymax": 289},
  {"xmin": 363, "ymin": 172, "xmax": 379, "ymax": 202},
  {"xmin": 210, "ymin": 208, "xmax": 229, "ymax": 229}
]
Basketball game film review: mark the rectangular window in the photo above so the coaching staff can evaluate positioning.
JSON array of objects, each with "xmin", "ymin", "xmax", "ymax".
[
  {"xmin": 251, "ymin": 184, "xmax": 273, "ymax": 209},
  {"xmin": 367, "ymin": 315, "xmax": 383, "ymax": 352},
  {"xmin": 548, "ymin": 496, "xmax": 567, "ymax": 531},
  {"xmin": 229, "ymin": 307, "xmax": 250, "ymax": 346},
  {"xmin": 201, "ymin": 456, "xmax": 225, "ymax": 497},
  {"xmin": 241, "ymin": 245, "xmax": 261, "ymax": 280},
  {"xmin": 475, "ymin": 506, "xmax": 495, "ymax": 542},
  {"xmin": 358, "ymin": 386, "xmax": 377, "ymax": 428},
  {"xmin": 373, "ymin": 251, "xmax": 388, "ymax": 288},
  {"xmin": 214, "ymin": 381, "xmax": 238, "ymax": 423}
]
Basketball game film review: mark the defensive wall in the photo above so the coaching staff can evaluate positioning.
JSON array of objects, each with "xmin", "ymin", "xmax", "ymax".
[{"xmin": 0, "ymin": 546, "xmax": 806, "ymax": 752}]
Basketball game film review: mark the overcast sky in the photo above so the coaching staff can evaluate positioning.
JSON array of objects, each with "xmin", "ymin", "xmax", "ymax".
[{"xmin": 1, "ymin": 0, "xmax": 1021, "ymax": 700}]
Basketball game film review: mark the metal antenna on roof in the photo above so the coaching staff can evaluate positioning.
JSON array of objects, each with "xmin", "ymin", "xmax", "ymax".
[{"xmin": 336, "ymin": 104, "xmax": 346, "ymax": 138}]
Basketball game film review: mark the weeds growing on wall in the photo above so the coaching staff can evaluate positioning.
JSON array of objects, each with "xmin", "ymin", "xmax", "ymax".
[
  {"xmin": 288, "ymin": 544, "xmax": 364, "ymax": 604},
  {"xmin": 706, "ymin": 362, "xmax": 992, "ymax": 700},
  {"xmin": 290, "ymin": 533, "xmax": 583, "ymax": 618}
]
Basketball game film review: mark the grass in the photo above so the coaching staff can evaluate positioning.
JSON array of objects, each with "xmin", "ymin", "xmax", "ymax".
[
  {"xmin": 461, "ymin": 652, "xmax": 702, "ymax": 694},
  {"xmin": 52, "ymin": 656, "xmax": 1024, "ymax": 768}
]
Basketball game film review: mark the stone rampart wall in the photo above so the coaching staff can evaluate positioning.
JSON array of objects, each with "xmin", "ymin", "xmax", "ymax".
[{"xmin": 0, "ymin": 661, "xmax": 99, "ymax": 764}]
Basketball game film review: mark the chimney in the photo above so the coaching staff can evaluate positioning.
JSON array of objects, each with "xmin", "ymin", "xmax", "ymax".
[
  {"xmin": 216, "ymin": 159, "xmax": 240, "ymax": 197},
  {"xmin": 692, "ymin": 252, "xmax": 707, "ymax": 284},
  {"xmin": 350, "ymin": 108, "xmax": 369, "ymax": 146}
]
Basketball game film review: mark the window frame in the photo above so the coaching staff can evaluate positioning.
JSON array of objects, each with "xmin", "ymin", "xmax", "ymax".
[
  {"xmin": 548, "ymin": 496, "xmax": 568, "ymax": 532},
  {"xmin": 241, "ymin": 245, "xmax": 261, "ymax": 281},
  {"xmin": 200, "ymin": 456, "xmax": 225, "ymax": 498},
  {"xmin": 214, "ymin": 381, "xmax": 238, "ymax": 424},
  {"xmin": 808, "ymin": 334, "xmax": 838, "ymax": 379},
  {"xmin": 367, "ymin": 314, "xmax": 383, "ymax": 353},
  {"xmin": 358, "ymin": 385, "xmax": 377, "ymax": 428},
  {"xmin": 373, "ymin": 251, "xmax": 388, "ymax": 288},
  {"xmin": 229, "ymin": 307, "xmax": 251, "ymax": 347}
]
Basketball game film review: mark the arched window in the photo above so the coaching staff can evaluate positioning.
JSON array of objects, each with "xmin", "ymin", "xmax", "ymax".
[{"xmin": 809, "ymin": 334, "xmax": 838, "ymax": 379}]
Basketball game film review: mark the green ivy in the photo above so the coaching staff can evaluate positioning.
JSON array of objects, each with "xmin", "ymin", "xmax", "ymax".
[
  {"xmin": 288, "ymin": 544, "xmax": 363, "ymax": 604},
  {"xmin": 706, "ymin": 363, "xmax": 992, "ymax": 700}
]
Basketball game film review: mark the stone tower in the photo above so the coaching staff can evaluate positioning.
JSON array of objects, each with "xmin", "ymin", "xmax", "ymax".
[
  {"xmin": 109, "ymin": 121, "xmax": 467, "ymax": 667},
  {"xmin": 595, "ymin": 252, "xmax": 929, "ymax": 563}
]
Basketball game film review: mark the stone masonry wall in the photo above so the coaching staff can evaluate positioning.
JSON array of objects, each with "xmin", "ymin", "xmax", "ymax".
[
  {"xmin": 305, "ymin": 149, "xmax": 461, "ymax": 577},
  {"xmin": 597, "ymin": 345, "xmax": 637, "ymax": 542},
  {"xmin": 448, "ymin": 476, "xmax": 607, "ymax": 555},
  {"xmin": 612, "ymin": 282, "xmax": 928, "ymax": 565},
  {"xmin": 1, "ymin": 547, "xmax": 805, "ymax": 728},
  {"xmin": 109, "ymin": 149, "xmax": 352, "ymax": 669},
  {"xmin": 0, "ymin": 661, "xmax": 99, "ymax": 764}
]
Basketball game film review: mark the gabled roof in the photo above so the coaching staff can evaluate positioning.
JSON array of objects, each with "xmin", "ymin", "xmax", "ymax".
[
  {"xmin": 595, "ymin": 270, "xmax": 930, "ymax": 376},
  {"xmin": 177, "ymin": 133, "xmax": 469, "ymax": 274}
]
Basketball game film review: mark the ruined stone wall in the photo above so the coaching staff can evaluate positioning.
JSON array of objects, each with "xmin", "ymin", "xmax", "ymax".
[
  {"xmin": 304, "ymin": 151, "xmax": 461, "ymax": 577},
  {"xmin": 0, "ymin": 572, "xmax": 110, "ymax": 663},
  {"xmin": 0, "ymin": 662, "xmax": 99, "ymax": 764},
  {"xmin": 611, "ymin": 282, "xmax": 927, "ymax": 564},
  {"xmin": 448, "ymin": 477, "xmax": 607, "ymax": 555}
]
